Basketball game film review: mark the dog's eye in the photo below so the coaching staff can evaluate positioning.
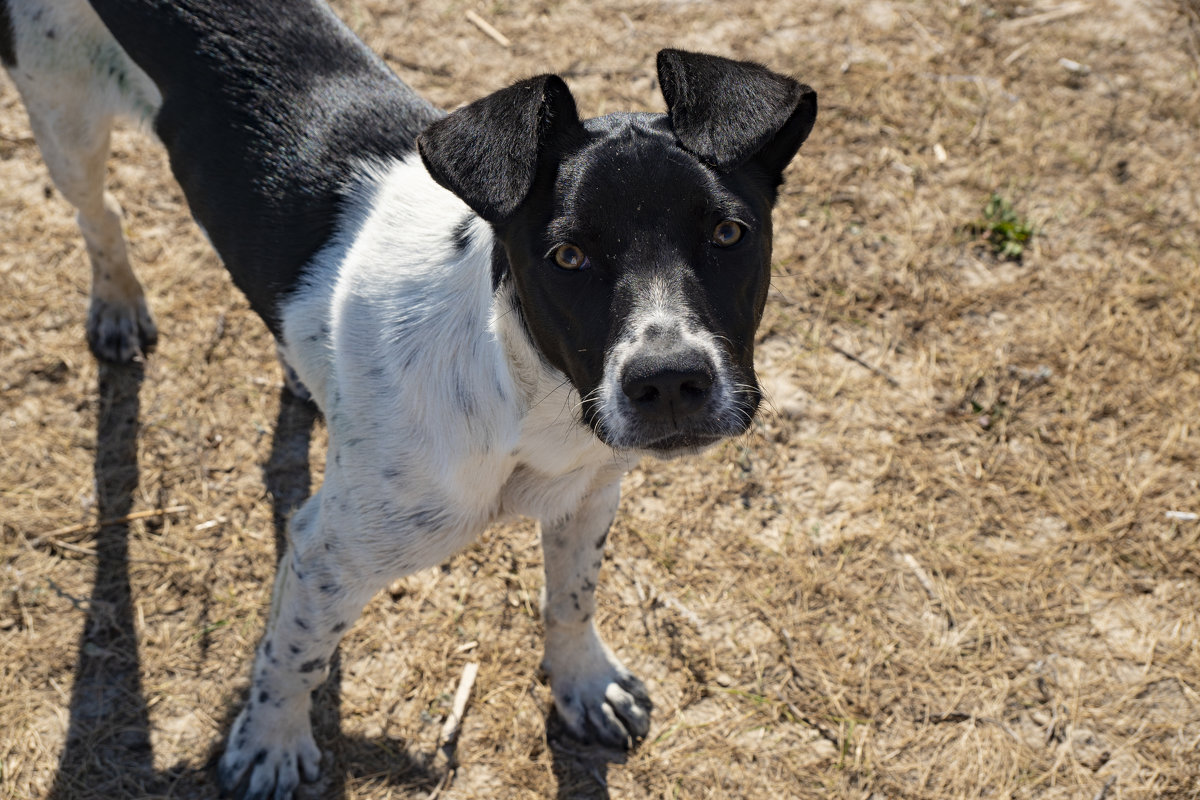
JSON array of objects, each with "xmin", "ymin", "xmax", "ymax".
[
  {"xmin": 552, "ymin": 243, "xmax": 589, "ymax": 270},
  {"xmin": 712, "ymin": 220, "xmax": 744, "ymax": 247}
]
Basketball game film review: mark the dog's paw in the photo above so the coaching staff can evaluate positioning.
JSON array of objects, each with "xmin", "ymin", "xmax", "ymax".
[
  {"xmin": 545, "ymin": 648, "xmax": 653, "ymax": 750},
  {"xmin": 218, "ymin": 703, "xmax": 321, "ymax": 800},
  {"xmin": 87, "ymin": 296, "xmax": 157, "ymax": 362}
]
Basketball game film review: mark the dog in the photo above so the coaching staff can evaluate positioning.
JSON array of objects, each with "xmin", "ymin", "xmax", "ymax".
[{"xmin": 1, "ymin": 0, "xmax": 816, "ymax": 796}]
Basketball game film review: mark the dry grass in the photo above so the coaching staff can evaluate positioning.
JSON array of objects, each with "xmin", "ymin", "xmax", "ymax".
[{"xmin": 2, "ymin": 0, "xmax": 1199, "ymax": 798}]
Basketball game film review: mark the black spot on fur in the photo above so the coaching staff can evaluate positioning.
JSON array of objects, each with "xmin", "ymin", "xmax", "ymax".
[
  {"xmin": 366, "ymin": 365, "xmax": 385, "ymax": 380},
  {"xmin": 289, "ymin": 643, "xmax": 302, "ymax": 656},
  {"xmin": 491, "ymin": 237, "xmax": 509, "ymax": 291},
  {"xmin": 258, "ymin": 690, "xmax": 270, "ymax": 703},
  {"xmin": 451, "ymin": 214, "xmax": 474, "ymax": 253},
  {"xmin": 571, "ymin": 592, "xmax": 580, "ymax": 611},
  {"xmin": 331, "ymin": 621, "xmax": 347, "ymax": 633},
  {"xmin": 252, "ymin": 748, "xmax": 268, "ymax": 766},
  {"xmin": 582, "ymin": 579, "xmax": 595, "ymax": 592},
  {"xmin": 455, "ymin": 375, "xmax": 477, "ymax": 417},
  {"xmin": 294, "ymin": 617, "xmax": 308, "ymax": 630},
  {"xmin": 299, "ymin": 658, "xmax": 324, "ymax": 673},
  {"xmin": 319, "ymin": 582, "xmax": 338, "ymax": 595},
  {"xmin": 594, "ymin": 532, "xmax": 608, "ymax": 550}
]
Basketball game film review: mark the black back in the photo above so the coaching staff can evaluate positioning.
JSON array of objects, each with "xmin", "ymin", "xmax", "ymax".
[{"xmin": 87, "ymin": 0, "xmax": 444, "ymax": 334}]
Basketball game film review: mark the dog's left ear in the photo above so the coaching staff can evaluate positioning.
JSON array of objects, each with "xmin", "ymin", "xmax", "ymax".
[
  {"xmin": 656, "ymin": 49, "xmax": 817, "ymax": 182},
  {"xmin": 418, "ymin": 74, "xmax": 583, "ymax": 223}
]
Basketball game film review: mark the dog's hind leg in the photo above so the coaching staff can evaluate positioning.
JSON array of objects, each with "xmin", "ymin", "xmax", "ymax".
[
  {"xmin": 22, "ymin": 102, "xmax": 158, "ymax": 361},
  {"xmin": 540, "ymin": 476, "xmax": 653, "ymax": 750},
  {"xmin": 4, "ymin": 0, "xmax": 161, "ymax": 362}
]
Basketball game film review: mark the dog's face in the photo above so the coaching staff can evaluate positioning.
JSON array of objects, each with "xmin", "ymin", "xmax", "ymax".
[{"xmin": 420, "ymin": 50, "xmax": 816, "ymax": 454}]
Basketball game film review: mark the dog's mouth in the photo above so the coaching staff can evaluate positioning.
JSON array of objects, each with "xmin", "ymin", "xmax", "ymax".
[{"xmin": 637, "ymin": 431, "xmax": 726, "ymax": 456}]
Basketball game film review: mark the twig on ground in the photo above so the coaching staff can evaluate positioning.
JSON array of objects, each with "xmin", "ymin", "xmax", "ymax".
[
  {"xmin": 928, "ymin": 711, "xmax": 1022, "ymax": 743},
  {"xmin": 428, "ymin": 660, "xmax": 480, "ymax": 799},
  {"xmin": 900, "ymin": 552, "xmax": 939, "ymax": 601},
  {"xmin": 999, "ymin": 1, "xmax": 1088, "ymax": 31},
  {"xmin": 828, "ymin": 341, "xmax": 900, "ymax": 386},
  {"xmin": 465, "ymin": 10, "xmax": 511, "ymax": 48},
  {"xmin": 27, "ymin": 505, "xmax": 190, "ymax": 547},
  {"xmin": 899, "ymin": 551, "xmax": 956, "ymax": 628}
]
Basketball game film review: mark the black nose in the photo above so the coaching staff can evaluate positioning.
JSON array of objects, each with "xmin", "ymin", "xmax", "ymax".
[{"xmin": 621, "ymin": 350, "xmax": 715, "ymax": 422}]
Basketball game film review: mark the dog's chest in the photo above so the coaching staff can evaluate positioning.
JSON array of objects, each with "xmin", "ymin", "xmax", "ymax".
[{"xmin": 493, "ymin": 388, "xmax": 635, "ymax": 523}]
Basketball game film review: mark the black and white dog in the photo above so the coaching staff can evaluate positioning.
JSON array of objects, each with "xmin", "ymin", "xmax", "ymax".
[{"xmin": 2, "ymin": 0, "xmax": 816, "ymax": 796}]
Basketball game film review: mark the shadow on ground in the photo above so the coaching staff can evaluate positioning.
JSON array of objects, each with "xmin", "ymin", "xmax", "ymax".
[{"xmin": 47, "ymin": 377, "xmax": 436, "ymax": 798}]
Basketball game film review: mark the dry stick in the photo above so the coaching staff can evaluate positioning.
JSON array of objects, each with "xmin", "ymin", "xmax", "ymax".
[
  {"xmin": 428, "ymin": 660, "xmax": 481, "ymax": 799},
  {"xmin": 927, "ymin": 712, "xmax": 1022, "ymax": 744},
  {"xmin": 465, "ymin": 9, "xmax": 511, "ymax": 48},
  {"xmin": 28, "ymin": 505, "xmax": 190, "ymax": 547},
  {"xmin": 899, "ymin": 552, "xmax": 956, "ymax": 628},
  {"xmin": 828, "ymin": 341, "xmax": 900, "ymax": 387},
  {"xmin": 999, "ymin": 1, "xmax": 1087, "ymax": 31}
]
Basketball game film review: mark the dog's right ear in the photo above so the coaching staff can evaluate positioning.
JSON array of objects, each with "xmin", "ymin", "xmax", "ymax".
[{"xmin": 418, "ymin": 75, "xmax": 582, "ymax": 223}]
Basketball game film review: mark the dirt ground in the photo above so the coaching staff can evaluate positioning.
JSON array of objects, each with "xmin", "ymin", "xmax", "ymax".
[{"xmin": 2, "ymin": 0, "xmax": 1199, "ymax": 798}]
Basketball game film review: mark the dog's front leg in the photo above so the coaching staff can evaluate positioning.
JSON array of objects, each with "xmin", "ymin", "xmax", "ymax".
[
  {"xmin": 540, "ymin": 478, "xmax": 652, "ymax": 750},
  {"xmin": 218, "ymin": 495, "xmax": 375, "ymax": 799}
]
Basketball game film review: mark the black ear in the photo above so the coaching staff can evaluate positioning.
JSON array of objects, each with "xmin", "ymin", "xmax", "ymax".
[
  {"xmin": 418, "ymin": 74, "xmax": 582, "ymax": 223},
  {"xmin": 656, "ymin": 49, "xmax": 817, "ymax": 180}
]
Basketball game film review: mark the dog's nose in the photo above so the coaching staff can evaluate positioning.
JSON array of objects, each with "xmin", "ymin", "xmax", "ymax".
[{"xmin": 621, "ymin": 350, "xmax": 715, "ymax": 422}]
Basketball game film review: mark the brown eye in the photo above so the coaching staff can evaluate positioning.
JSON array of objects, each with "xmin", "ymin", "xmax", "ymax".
[
  {"xmin": 712, "ymin": 220, "xmax": 744, "ymax": 247},
  {"xmin": 553, "ymin": 243, "xmax": 589, "ymax": 270}
]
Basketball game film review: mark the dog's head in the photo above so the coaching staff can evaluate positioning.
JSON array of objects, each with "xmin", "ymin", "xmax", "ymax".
[{"xmin": 419, "ymin": 49, "xmax": 816, "ymax": 455}]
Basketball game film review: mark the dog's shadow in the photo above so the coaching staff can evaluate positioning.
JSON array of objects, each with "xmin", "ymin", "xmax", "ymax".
[
  {"xmin": 546, "ymin": 712, "xmax": 622, "ymax": 800},
  {"xmin": 47, "ymin": 361, "xmax": 158, "ymax": 799},
  {"xmin": 45, "ymin": 371, "xmax": 435, "ymax": 798}
]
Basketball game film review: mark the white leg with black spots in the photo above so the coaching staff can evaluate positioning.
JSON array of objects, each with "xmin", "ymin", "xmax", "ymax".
[
  {"xmin": 539, "ymin": 478, "xmax": 652, "ymax": 750},
  {"xmin": 218, "ymin": 494, "xmax": 378, "ymax": 799}
]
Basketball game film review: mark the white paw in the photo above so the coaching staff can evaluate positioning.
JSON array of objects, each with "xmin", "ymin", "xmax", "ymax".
[
  {"xmin": 87, "ymin": 296, "xmax": 157, "ymax": 362},
  {"xmin": 544, "ymin": 637, "xmax": 652, "ymax": 750},
  {"xmin": 218, "ymin": 701, "xmax": 321, "ymax": 800}
]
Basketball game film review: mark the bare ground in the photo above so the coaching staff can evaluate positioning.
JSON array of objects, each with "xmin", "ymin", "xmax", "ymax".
[{"xmin": 2, "ymin": 0, "xmax": 1199, "ymax": 798}]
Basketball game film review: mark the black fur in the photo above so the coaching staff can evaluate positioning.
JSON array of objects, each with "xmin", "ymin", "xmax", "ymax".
[
  {"xmin": 84, "ymin": 0, "xmax": 444, "ymax": 336},
  {"xmin": 0, "ymin": 0, "xmax": 15, "ymax": 66}
]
